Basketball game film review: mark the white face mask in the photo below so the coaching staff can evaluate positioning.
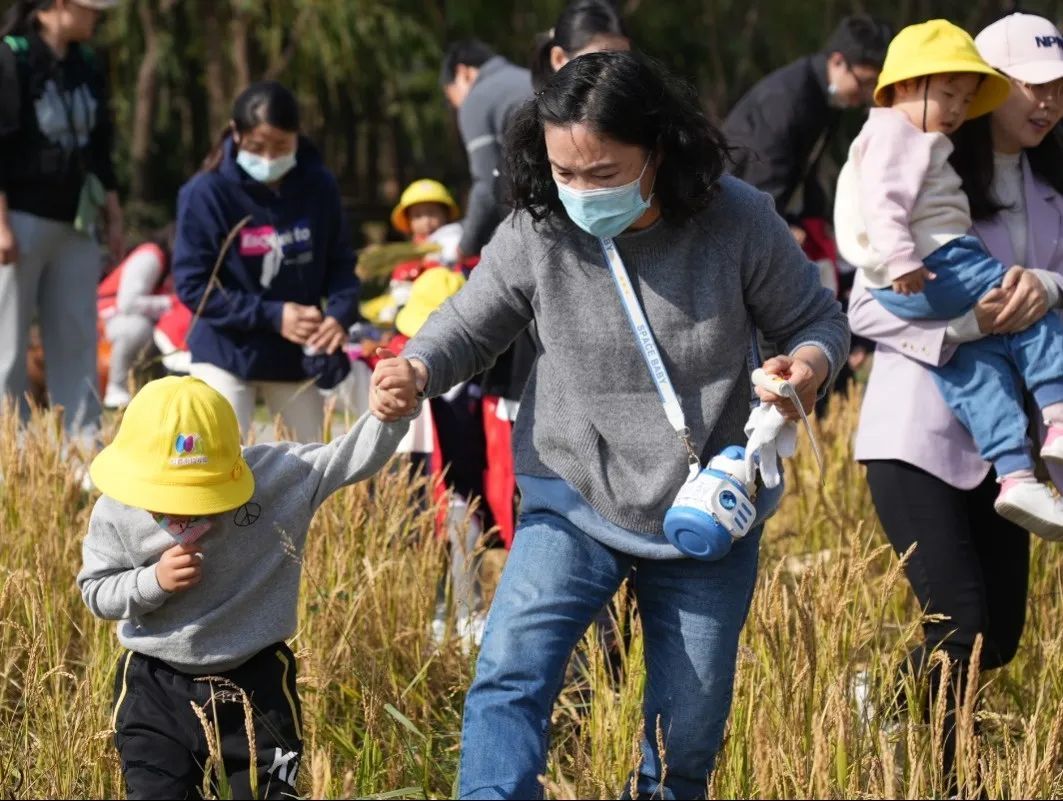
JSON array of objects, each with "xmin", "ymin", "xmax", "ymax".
[
  {"xmin": 554, "ymin": 154, "xmax": 655, "ymax": 238},
  {"xmin": 236, "ymin": 150, "xmax": 297, "ymax": 184}
]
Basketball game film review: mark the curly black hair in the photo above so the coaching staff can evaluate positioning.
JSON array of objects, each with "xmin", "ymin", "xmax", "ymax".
[{"xmin": 504, "ymin": 50, "xmax": 731, "ymax": 225}]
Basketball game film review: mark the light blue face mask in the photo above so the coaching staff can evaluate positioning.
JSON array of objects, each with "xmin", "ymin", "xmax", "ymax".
[
  {"xmin": 555, "ymin": 154, "xmax": 655, "ymax": 238},
  {"xmin": 236, "ymin": 150, "xmax": 297, "ymax": 184}
]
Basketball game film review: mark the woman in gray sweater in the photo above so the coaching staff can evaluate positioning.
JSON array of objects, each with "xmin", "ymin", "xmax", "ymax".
[{"xmin": 373, "ymin": 51, "xmax": 849, "ymax": 800}]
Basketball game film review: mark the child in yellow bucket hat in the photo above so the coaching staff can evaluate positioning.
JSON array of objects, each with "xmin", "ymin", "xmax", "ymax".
[
  {"xmin": 835, "ymin": 19, "xmax": 1063, "ymax": 539},
  {"xmin": 77, "ymin": 376, "xmax": 408, "ymax": 798},
  {"xmin": 390, "ymin": 178, "xmax": 460, "ymax": 241}
]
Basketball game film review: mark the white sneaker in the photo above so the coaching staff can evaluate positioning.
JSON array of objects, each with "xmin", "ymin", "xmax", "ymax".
[
  {"xmin": 455, "ymin": 612, "xmax": 487, "ymax": 655},
  {"xmin": 851, "ymin": 669, "xmax": 903, "ymax": 737},
  {"xmin": 160, "ymin": 349, "xmax": 192, "ymax": 375},
  {"xmin": 69, "ymin": 459, "xmax": 95, "ymax": 493},
  {"xmin": 430, "ymin": 616, "xmax": 446, "ymax": 647},
  {"xmin": 103, "ymin": 385, "xmax": 132, "ymax": 409},
  {"xmin": 995, "ymin": 478, "xmax": 1063, "ymax": 541},
  {"xmin": 1040, "ymin": 424, "xmax": 1063, "ymax": 464}
]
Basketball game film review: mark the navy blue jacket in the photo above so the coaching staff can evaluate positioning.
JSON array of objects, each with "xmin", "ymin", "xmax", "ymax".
[{"xmin": 173, "ymin": 137, "xmax": 359, "ymax": 381}]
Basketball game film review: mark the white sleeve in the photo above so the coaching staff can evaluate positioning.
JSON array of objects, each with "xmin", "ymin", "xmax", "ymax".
[
  {"xmin": 1032, "ymin": 268, "xmax": 1063, "ymax": 309},
  {"xmin": 116, "ymin": 247, "xmax": 169, "ymax": 318}
]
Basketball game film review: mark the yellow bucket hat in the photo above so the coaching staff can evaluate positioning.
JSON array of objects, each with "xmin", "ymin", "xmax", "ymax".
[
  {"xmin": 390, "ymin": 179, "xmax": 460, "ymax": 235},
  {"xmin": 90, "ymin": 376, "xmax": 254, "ymax": 515},
  {"xmin": 395, "ymin": 267, "xmax": 466, "ymax": 338},
  {"xmin": 875, "ymin": 19, "xmax": 1011, "ymax": 119}
]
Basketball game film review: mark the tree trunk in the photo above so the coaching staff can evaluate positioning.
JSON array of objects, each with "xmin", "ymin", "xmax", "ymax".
[
  {"xmin": 202, "ymin": 1, "xmax": 230, "ymax": 136},
  {"xmin": 389, "ymin": 116, "xmax": 406, "ymax": 194},
  {"xmin": 230, "ymin": 8, "xmax": 251, "ymax": 91},
  {"xmin": 346, "ymin": 100, "xmax": 360, "ymax": 198},
  {"xmin": 366, "ymin": 112, "xmax": 380, "ymax": 208},
  {"xmin": 264, "ymin": 6, "xmax": 314, "ymax": 80},
  {"xmin": 129, "ymin": 0, "xmax": 161, "ymax": 203}
]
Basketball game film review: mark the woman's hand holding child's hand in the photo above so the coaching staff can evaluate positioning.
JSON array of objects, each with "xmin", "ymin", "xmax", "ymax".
[
  {"xmin": 370, "ymin": 349, "xmax": 426, "ymax": 421},
  {"xmin": 155, "ymin": 544, "xmax": 203, "ymax": 592},
  {"xmin": 891, "ymin": 266, "xmax": 934, "ymax": 295}
]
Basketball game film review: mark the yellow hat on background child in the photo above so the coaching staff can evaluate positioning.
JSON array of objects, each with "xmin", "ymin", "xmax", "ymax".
[
  {"xmin": 875, "ymin": 19, "xmax": 1012, "ymax": 119},
  {"xmin": 90, "ymin": 377, "xmax": 254, "ymax": 515},
  {"xmin": 390, "ymin": 180, "xmax": 460, "ymax": 234},
  {"xmin": 395, "ymin": 267, "xmax": 466, "ymax": 337}
]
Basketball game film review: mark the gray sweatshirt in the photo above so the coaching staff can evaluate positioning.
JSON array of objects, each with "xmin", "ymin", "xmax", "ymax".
[
  {"xmin": 457, "ymin": 56, "xmax": 533, "ymax": 256},
  {"xmin": 77, "ymin": 414, "xmax": 408, "ymax": 674},
  {"xmin": 404, "ymin": 177, "xmax": 849, "ymax": 535}
]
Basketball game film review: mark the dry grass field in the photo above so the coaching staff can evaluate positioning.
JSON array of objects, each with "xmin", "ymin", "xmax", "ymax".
[{"xmin": 1, "ymin": 390, "xmax": 1061, "ymax": 798}]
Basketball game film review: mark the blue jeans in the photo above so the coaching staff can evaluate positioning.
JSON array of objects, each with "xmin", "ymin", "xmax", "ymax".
[
  {"xmin": 870, "ymin": 235, "xmax": 1005, "ymax": 320},
  {"xmin": 871, "ymin": 236, "xmax": 1063, "ymax": 474},
  {"xmin": 458, "ymin": 505, "xmax": 762, "ymax": 799},
  {"xmin": 929, "ymin": 328, "xmax": 1063, "ymax": 474}
]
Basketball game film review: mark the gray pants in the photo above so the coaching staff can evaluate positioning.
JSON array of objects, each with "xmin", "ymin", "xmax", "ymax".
[
  {"xmin": 445, "ymin": 495, "xmax": 483, "ymax": 621},
  {"xmin": 104, "ymin": 313, "xmax": 154, "ymax": 395},
  {"xmin": 0, "ymin": 211, "xmax": 101, "ymax": 435}
]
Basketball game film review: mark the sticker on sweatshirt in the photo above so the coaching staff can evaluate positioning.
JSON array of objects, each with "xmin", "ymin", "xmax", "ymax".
[
  {"xmin": 152, "ymin": 514, "xmax": 214, "ymax": 546},
  {"xmin": 240, "ymin": 221, "xmax": 314, "ymax": 289},
  {"xmin": 170, "ymin": 433, "xmax": 208, "ymax": 466}
]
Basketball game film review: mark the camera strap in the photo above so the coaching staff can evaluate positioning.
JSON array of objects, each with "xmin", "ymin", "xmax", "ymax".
[{"xmin": 599, "ymin": 236, "xmax": 701, "ymax": 479}]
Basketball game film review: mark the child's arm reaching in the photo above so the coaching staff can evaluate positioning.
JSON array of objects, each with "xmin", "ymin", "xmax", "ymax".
[
  {"xmin": 77, "ymin": 505, "xmax": 177, "ymax": 620},
  {"xmin": 290, "ymin": 413, "xmax": 410, "ymax": 510}
]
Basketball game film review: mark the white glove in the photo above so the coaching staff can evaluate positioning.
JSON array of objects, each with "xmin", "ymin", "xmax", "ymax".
[{"xmin": 743, "ymin": 403, "xmax": 797, "ymax": 489}]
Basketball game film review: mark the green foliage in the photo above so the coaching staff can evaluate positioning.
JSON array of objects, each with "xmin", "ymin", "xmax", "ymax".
[{"xmin": 94, "ymin": 0, "xmax": 1063, "ymax": 231}]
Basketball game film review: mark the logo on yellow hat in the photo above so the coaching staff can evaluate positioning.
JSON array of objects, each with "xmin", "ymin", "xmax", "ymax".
[{"xmin": 171, "ymin": 433, "xmax": 208, "ymax": 466}]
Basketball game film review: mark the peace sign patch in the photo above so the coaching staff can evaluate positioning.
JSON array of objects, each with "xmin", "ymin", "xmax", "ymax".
[{"xmin": 233, "ymin": 502, "xmax": 262, "ymax": 527}]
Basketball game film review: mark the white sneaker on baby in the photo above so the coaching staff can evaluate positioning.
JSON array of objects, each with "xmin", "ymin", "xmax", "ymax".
[
  {"xmin": 995, "ymin": 478, "xmax": 1063, "ymax": 541},
  {"xmin": 1039, "ymin": 424, "xmax": 1063, "ymax": 464}
]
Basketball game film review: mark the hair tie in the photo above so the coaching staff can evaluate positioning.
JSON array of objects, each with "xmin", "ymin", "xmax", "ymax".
[{"xmin": 548, "ymin": 27, "xmax": 555, "ymax": 39}]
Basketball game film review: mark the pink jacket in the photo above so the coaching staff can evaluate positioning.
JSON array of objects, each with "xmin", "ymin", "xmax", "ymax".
[
  {"xmin": 849, "ymin": 155, "xmax": 1063, "ymax": 489},
  {"xmin": 835, "ymin": 107, "xmax": 970, "ymax": 286}
]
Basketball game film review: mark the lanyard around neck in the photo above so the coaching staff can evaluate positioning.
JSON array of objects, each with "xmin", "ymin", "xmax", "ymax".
[
  {"xmin": 599, "ymin": 236, "xmax": 824, "ymax": 483},
  {"xmin": 598, "ymin": 236, "xmax": 700, "ymax": 478}
]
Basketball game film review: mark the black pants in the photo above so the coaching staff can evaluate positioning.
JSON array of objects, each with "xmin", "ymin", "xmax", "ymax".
[
  {"xmin": 865, "ymin": 460, "xmax": 1030, "ymax": 782},
  {"xmin": 112, "ymin": 642, "xmax": 304, "ymax": 800}
]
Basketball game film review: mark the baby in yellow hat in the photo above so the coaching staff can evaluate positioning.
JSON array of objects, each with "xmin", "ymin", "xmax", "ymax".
[
  {"xmin": 835, "ymin": 19, "xmax": 1063, "ymax": 538},
  {"xmin": 77, "ymin": 376, "xmax": 407, "ymax": 798}
]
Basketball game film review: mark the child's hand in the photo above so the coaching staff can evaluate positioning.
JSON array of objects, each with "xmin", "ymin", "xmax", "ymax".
[
  {"xmin": 891, "ymin": 267, "xmax": 934, "ymax": 295},
  {"xmin": 371, "ymin": 348, "xmax": 425, "ymax": 421},
  {"xmin": 155, "ymin": 543, "xmax": 203, "ymax": 592}
]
